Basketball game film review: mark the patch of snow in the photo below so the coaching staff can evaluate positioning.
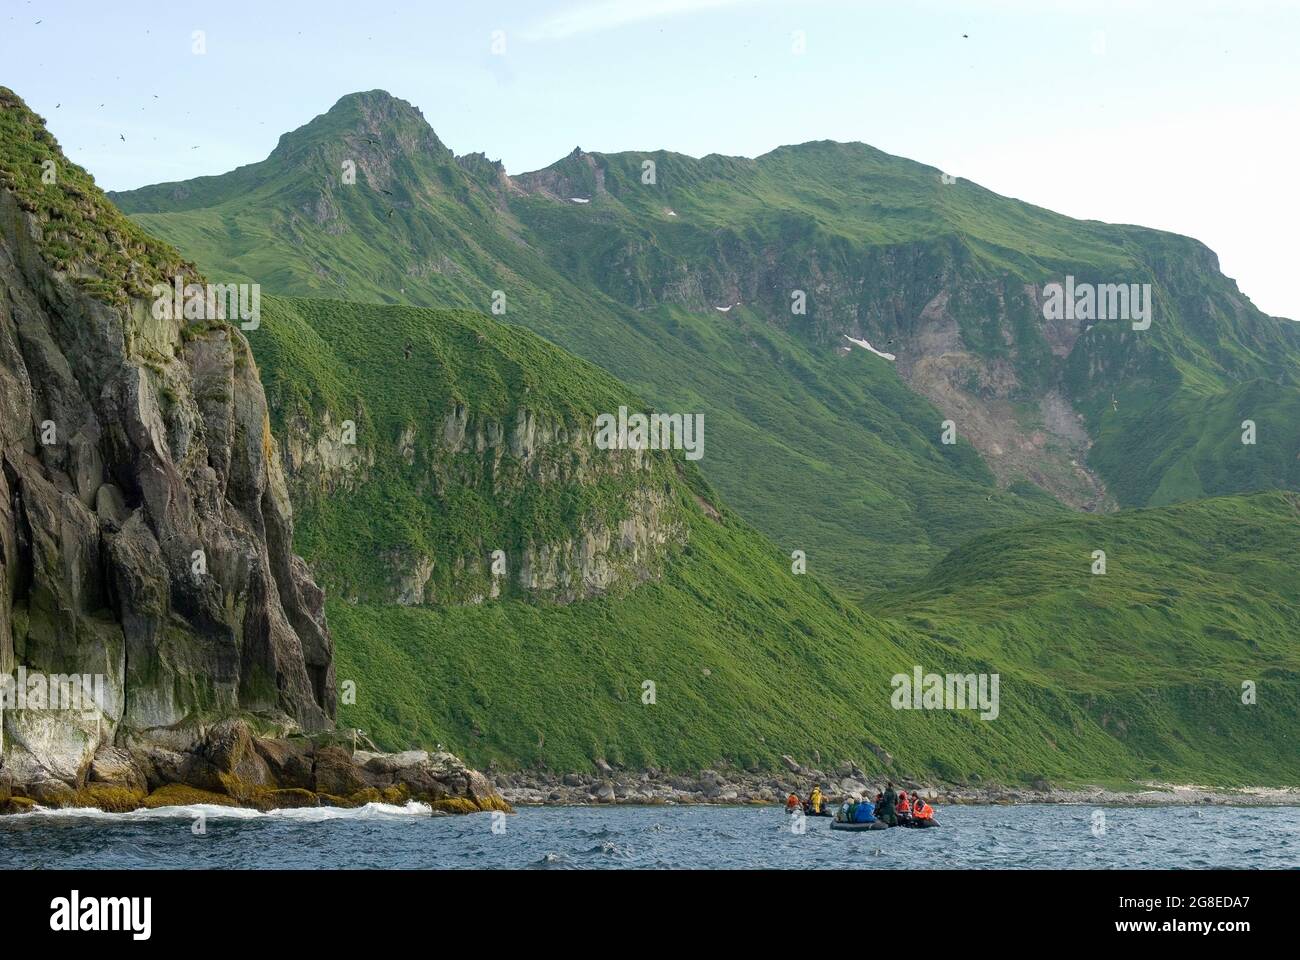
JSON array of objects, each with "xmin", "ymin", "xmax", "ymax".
[{"xmin": 842, "ymin": 334, "xmax": 896, "ymax": 362}]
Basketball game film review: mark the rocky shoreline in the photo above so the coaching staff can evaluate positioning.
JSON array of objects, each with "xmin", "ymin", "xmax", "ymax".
[
  {"xmin": 0, "ymin": 719, "xmax": 510, "ymax": 816},
  {"xmin": 490, "ymin": 760, "xmax": 1300, "ymax": 808},
  {"xmin": 7, "ymin": 736, "xmax": 1298, "ymax": 815}
]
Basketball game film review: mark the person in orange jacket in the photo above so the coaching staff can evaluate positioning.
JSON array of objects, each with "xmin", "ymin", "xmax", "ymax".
[
  {"xmin": 912, "ymin": 795, "xmax": 935, "ymax": 820},
  {"xmin": 785, "ymin": 793, "xmax": 801, "ymax": 813},
  {"xmin": 897, "ymin": 790, "xmax": 912, "ymax": 819}
]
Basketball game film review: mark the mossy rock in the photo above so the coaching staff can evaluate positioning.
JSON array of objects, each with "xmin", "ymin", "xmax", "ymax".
[
  {"xmin": 1, "ymin": 796, "xmax": 37, "ymax": 815},
  {"xmin": 142, "ymin": 784, "xmax": 239, "ymax": 808},
  {"xmin": 428, "ymin": 797, "xmax": 481, "ymax": 815},
  {"xmin": 380, "ymin": 784, "xmax": 410, "ymax": 805},
  {"xmin": 218, "ymin": 772, "xmax": 266, "ymax": 804},
  {"xmin": 473, "ymin": 793, "xmax": 514, "ymax": 813},
  {"xmin": 342, "ymin": 787, "xmax": 383, "ymax": 807},
  {"xmin": 71, "ymin": 785, "xmax": 146, "ymax": 813},
  {"xmin": 255, "ymin": 788, "xmax": 320, "ymax": 810}
]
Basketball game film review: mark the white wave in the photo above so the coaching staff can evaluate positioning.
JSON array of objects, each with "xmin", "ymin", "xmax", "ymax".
[
  {"xmin": 8, "ymin": 800, "xmax": 432, "ymax": 823},
  {"xmin": 715, "ymin": 305, "xmax": 732, "ymax": 312},
  {"xmin": 569, "ymin": 197, "xmax": 590, "ymax": 204},
  {"xmin": 842, "ymin": 334, "xmax": 896, "ymax": 361}
]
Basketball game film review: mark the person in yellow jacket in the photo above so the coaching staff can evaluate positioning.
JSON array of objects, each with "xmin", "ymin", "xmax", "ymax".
[{"xmin": 809, "ymin": 785, "xmax": 823, "ymax": 814}]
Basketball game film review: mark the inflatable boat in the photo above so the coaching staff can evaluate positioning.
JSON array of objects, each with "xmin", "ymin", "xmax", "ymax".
[
  {"xmin": 787, "ymin": 806, "xmax": 833, "ymax": 817},
  {"xmin": 899, "ymin": 817, "xmax": 938, "ymax": 828},
  {"xmin": 829, "ymin": 817, "xmax": 939, "ymax": 830},
  {"xmin": 829, "ymin": 819, "xmax": 890, "ymax": 831}
]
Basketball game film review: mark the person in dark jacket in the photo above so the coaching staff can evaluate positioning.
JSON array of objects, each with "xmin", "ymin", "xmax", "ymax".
[{"xmin": 878, "ymin": 782, "xmax": 899, "ymax": 825}]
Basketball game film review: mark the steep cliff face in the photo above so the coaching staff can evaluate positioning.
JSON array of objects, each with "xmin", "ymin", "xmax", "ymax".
[
  {"xmin": 255, "ymin": 296, "xmax": 688, "ymax": 607},
  {"xmin": 0, "ymin": 88, "xmax": 334, "ymax": 790},
  {"xmin": 505, "ymin": 147, "xmax": 1300, "ymax": 513}
]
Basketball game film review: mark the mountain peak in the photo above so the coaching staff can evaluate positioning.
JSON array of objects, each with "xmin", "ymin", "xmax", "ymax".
[{"xmin": 271, "ymin": 88, "xmax": 450, "ymax": 163}]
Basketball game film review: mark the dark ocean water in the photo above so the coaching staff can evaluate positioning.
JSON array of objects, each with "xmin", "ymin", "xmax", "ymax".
[{"xmin": 1, "ymin": 802, "xmax": 1297, "ymax": 869}]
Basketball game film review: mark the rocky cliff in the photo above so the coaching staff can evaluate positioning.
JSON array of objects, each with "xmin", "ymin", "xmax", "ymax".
[
  {"xmin": 255, "ymin": 296, "xmax": 689, "ymax": 607},
  {"xmin": 0, "ymin": 88, "xmax": 331, "ymax": 798}
]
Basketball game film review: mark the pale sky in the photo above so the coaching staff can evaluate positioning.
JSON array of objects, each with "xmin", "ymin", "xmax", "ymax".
[{"xmin": 3, "ymin": 0, "xmax": 1298, "ymax": 319}]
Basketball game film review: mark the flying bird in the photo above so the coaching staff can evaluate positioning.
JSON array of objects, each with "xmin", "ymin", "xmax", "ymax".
[
  {"xmin": 119, "ymin": 133, "xmax": 125, "ymax": 141},
  {"xmin": 380, "ymin": 188, "xmax": 394, "ymax": 196}
]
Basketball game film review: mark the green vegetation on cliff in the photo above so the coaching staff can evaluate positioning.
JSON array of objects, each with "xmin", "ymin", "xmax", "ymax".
[
  {"xmin": 255, "ymin": 295, "xmax": 680, "ymax": 601},
  {"xmin": 111, "ymin": 91, "xmax": 1076, "ymax": 597},
  {"xmin": 0, "ymin": 86, "xmax": 200, "ymax": 305},
  {"xmin": 249, "ymin": 292, "xmax": 1300, "ymax": 784},
  {"xmin": 113, "ymin": 91, "xmax": 1300, "ymax": 601}
]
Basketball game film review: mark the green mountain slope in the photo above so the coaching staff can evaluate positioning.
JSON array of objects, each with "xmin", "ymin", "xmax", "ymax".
[
  {"xmin": 248, "ymin": 293, "xmax": 1300, "ymax": 784},
  {"xmin": 10, "ymin": 84, "xmax": 1298, "ymax": 787},
  {"xmin": 112, "ymin": 92, "xmax": 1300, "ymax": 569},
  {"xmin": 110, "ymin": 91, "xmax": 1090, "ymax": 598},
  {"xmin": 868, "ymin": 492, "xmax": 1300, "ymax": 783}
]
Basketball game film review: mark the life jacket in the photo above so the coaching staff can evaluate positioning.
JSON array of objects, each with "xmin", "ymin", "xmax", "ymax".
[
  {"xmin": 810, "ymin": 789, "xmax": 822, "ymax": 813},
  {"xmin": 898, "ymin": 795, "xmax": 912, "ymax": 815},
  {"xmin": 914, "ymin": 800, "xmax": 933, "ymax": 819},
  {"xmin": 785, "ymin": 794, "xmax": 800, "ymax": 810}
]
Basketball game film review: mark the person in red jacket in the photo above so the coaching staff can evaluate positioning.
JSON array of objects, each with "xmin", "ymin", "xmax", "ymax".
[
  {"xmin": 913, "ymin": 796, "xmax": 935, "ymax": 820},
  {"xmin": 897, "ymin": 790, "xmax": 912, "ymax": 820}
]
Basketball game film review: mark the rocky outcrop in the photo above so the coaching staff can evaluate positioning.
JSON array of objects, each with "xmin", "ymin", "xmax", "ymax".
[
  {"xmin": 279, "ymin": 401, "xmax": 687, "ymax": 607},
  {"xmin": 1, "ymin": 718, "xmax": 510, "ymax": 814}
]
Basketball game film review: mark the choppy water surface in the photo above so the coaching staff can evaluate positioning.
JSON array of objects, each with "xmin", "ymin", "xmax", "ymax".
[{"xmin": 2, "ymin": 803, "xmax": 1297, "ymax": 869}]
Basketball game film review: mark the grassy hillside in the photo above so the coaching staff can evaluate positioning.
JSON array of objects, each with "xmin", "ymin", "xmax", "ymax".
[
  {"xmin": 254, "ymin": 295, "xmax": 686, "ymax": 601},
  {"xmin": 868, "ymin": 492, "xmax": 1300, "ymax": 782},
  {"xmin": 110, "ymin": 91, "xmax": 1085, "ymax": 597},
  {"xmin": 114, "ymin": 91, "xmax": 1300, "ymax": 546},
  {"xmin": 0, "ymin": 85, "xmax": 201, "ymax": 305},
  {"xmin": 248, "ymin": 294, "xmax": 1300, "ymax": 784}
]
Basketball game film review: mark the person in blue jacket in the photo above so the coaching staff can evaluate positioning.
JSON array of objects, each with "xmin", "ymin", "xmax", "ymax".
[{"xmin": 853, "ymin": 796, "xmax": 877, "ymax": 823}]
